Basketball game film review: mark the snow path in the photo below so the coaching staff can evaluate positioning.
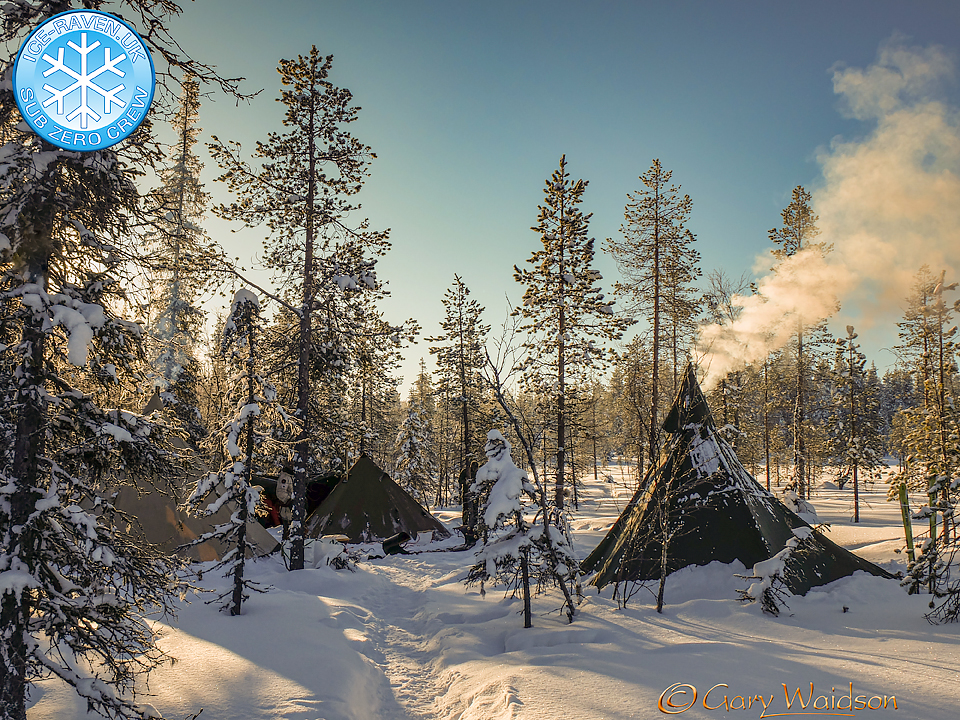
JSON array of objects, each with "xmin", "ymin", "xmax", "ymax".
[
  {"xmin": 357, "ymin": 559, "xmax": 449, "ymax": 719},
  {"xmin": 24, "ymin": 474, "xmax": 960, "ymax": 720},
  {"xmin": 357, "ymin": 549, "xmax": 536, "ymax": 720}
]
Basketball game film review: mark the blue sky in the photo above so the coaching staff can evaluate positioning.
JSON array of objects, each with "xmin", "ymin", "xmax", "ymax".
[{"xmin": 159, "ymin": 1, "xmax": 960, "ymax": 390}]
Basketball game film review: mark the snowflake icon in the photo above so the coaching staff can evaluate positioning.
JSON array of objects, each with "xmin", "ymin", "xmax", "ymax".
[{"xmin": 41, "ymin": 32, "xmax": 126, "ymax": 130}]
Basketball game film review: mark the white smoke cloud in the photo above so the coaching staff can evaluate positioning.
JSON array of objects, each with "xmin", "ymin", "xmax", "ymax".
[{"xmin": 697, "ymin": 39, "xmax": 960, "ymax": 389}]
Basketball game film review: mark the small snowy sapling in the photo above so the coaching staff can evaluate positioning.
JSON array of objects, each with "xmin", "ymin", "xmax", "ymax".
[
  {"xmin": 467, "ymin": 430, "xmax": 580, "ymax": 627},
  {"xmin": 184, "ymin": 289, "xmax": 289, "ymax": 614},
  {"xmin": 737, "ymin": 527, "xmax": 816, "ymax": 616}
]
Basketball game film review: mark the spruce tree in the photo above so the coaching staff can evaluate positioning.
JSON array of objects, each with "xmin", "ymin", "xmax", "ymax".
[
  {"xmin": 467, "ymin": 430, "xmax": 579, "ymax": 627},
  {"xmin": 481, "ymin": 324, "xmax": 583, "ymax": 622},
  {"xmin": 0, "ymin": 2, "xmax": 245, "ymax": 716},
  {"xmin": 879, "ymin": 366, "xmax": 917, "ymax": 459},
  {"xmin": 829, "ymin": 326, "xmax": 884, "ymax": 522},
  {"xmin": 467, "ymin": 431, "xmax": 538, "ymax": 627},
  {"xmin": 394, "ymin": 400, "xmax": 437, "ymax": 504},
  {"xmin": 210, "ymin": 47, "xmax": 388, "ymax": 570},
  {"xmin": 348, "ymin": 300, "xmax": 410, "ymax": 471},
  {"xmin": 514, "ymin": 155, "xmax": 628, "ymax": 508},
  {"xmin": 143, "ymin": 74, "xmax": 215, "ymax": 446},
  {"xmin": 606, "ymin": 159, "xmax": 700, "ymax": 465},
  {"xmin": 184, "ymin": 289, "xmax": 287, "ymax": 615}
]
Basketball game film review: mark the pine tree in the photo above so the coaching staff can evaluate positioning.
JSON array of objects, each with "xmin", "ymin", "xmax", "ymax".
[
  {"xmin": 427, "ymin": 275, "xmax": 490, "ymax": 491},
  {"xmin": 607, "ymin": 159, "xmax": 700, "ymax": 464},
  {"xmin": 514, "ymin": 155, "xmax": 629, "ymax": 508},
  {"xmin": 829, "ymin": 326, "xmax": 884, "ymax": 522},
  {"xmin": 0, "ymin": 3, "xmax": 245, "ymax": 716},
  {"xmin": 768, "ymin": 186, "xmax": 831, "ymax": 499},
  {"xmin": 184, "ymin": 289, "xmax": 288, "ymax": 615},
  {"xmin": 210, "ymin": 47, "xmax": 389, "ymax": 570},
  {"xmin": 894, "ymin": 271, "xmax": 960, "ymax": 616}
]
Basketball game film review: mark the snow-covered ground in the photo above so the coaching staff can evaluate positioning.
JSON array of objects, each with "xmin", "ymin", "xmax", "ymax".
[{"xmin": 29, "ymin": 467, "xmax": 960, "ymax": 720}]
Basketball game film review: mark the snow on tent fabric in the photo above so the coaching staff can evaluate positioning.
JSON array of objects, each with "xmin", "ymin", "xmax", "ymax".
[
  {"xmin": 581, "ymin": 364, "xmax": 893, "ymax": 596},
  {"xmin": 304, "ymin": 454, "xmax": 450, "ymax": 543}
]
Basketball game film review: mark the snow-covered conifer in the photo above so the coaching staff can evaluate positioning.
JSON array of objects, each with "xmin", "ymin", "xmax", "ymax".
[
  {"xmin": 144, "ymin": 75, "xmax": 217, "ymax": 447},
  {"xmin": 737, "ymin": 527, "xmax": 816, "ymax": 616},
  {"xmin": 184, "ymin": 289, "xmax": 289, "ymax": 615},
  {"xmin": 467, "ymin": 431, "xmax": 579, "ymax": 627},
  {"xmin": 394, "ymin": 401, "xmax": 437, "ymax": 504},
  {"xmin": 0, "ymin": 5, "xmax": 249, "ymax": 714}
]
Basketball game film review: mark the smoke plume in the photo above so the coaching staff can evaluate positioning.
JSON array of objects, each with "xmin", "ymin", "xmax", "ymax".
[{"xmin": 697, "ymin": 39, "xmax": 960, "ymax": 388}]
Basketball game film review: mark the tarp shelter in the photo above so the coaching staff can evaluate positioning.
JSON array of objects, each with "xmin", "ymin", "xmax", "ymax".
[
  {"xmin": 581, "ymin": 365, "xmax": 892, "ymax": 595},
  {"xmin": 305, "ymin": 454, "xmax": 451, "ymax": 543},
  {"xmin": 110, "ymin": 392, "xmax": 279, "ymax": 562},
  {"xmin": 254, "ymin": 471, "xmax": 341, "ymax": 527}
]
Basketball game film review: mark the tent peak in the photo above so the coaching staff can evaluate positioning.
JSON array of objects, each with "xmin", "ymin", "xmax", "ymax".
[{"xmin": 662, "ymin": 363, "xmax": 714, "ymax": 434}]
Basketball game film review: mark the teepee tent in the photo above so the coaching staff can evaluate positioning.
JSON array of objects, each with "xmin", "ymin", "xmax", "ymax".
[
  {"xmin": 305, "ymin": 454, "xmax": 451, "ymax": 543},
  {"xmin": 582, "ymin": 365, "xmax": 892, "ymax": 595},
  {"xmin": 110, "ymin": 392, "xmax": 279, "ymax": 561}
]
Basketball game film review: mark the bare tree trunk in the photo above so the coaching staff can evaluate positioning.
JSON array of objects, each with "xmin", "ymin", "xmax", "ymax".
[
  {"xmin": 592, "ymin": 395, "xmax": 600, "ymax": 486},
  {"xmin": 518, "ymin": 519, "xmax": 532, "ymax": 629},
  {"xmin": 291, "ymin": 61, "xmax": 320, "ymax": 572},
  {"xmin": 764, "ymin": 360, "xmax": 771, "ymax": 491},
  {"xmin": 232, "ymin": 329, "xmax": 258, "ymax": 615},
  {"xmin": 935, "ymin": 278, "xmax": 951, "ymax": 543},
  {"xmin": 656, "ymin": 494, "xmax": 670, "ymax": 614},
  {"xmin": 792, "ymin": 327, "xmax": 806, "ymax": 499},
  {"xmin": 556, "ymin": 195, "xmax": 567, "ymax": 509},
  {"xmin": 649, "ymin": 200, "xmax": 661, "ymax": 467}
]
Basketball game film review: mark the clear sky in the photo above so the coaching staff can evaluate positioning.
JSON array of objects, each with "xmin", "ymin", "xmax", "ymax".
[{"xmin": 159, "ymin": 1, "xmax": 960, "ymax": 390}]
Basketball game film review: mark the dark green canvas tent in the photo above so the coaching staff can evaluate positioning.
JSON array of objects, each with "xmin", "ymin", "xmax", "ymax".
[
  {"xmin": 581, "ymin": 365, "xmax": 892, "ymax": 595},
  {"xmin": 305, "ymin": 454, "xmax": 451, "ymax": 543}
]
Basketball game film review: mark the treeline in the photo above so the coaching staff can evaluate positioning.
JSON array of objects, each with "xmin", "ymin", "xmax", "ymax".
[{"xmin": 185, "ymin": 158, "xmax": 947, "ymax": 530}]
